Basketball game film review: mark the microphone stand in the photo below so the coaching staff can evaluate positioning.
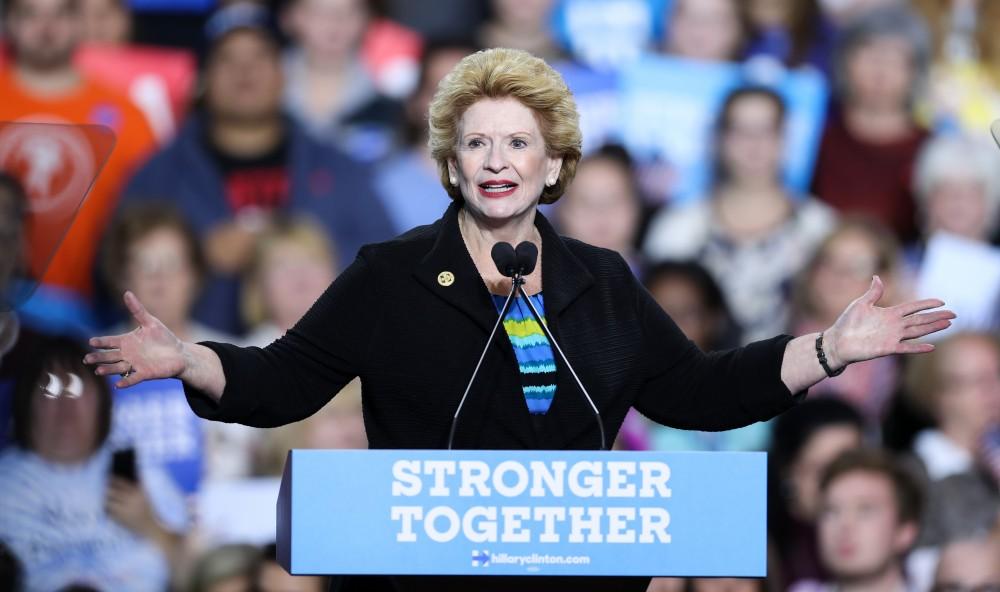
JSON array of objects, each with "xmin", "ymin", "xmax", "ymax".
[
  {"xmin": 446, "ymin": 273, "xmax": 525, "ymax": 450},
  {"xmin": 516, "ymin": 283, "xmax": 608, "ymax": 451}
]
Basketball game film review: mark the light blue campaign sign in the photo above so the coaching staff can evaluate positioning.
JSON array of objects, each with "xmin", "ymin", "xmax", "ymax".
[
  {"xmin": 277, "ymin": 450, "xmax": 766, "ymax": 577},
  {"xmin": 619, "ymin": 55, "xmax": 828, "ymax": 204}
]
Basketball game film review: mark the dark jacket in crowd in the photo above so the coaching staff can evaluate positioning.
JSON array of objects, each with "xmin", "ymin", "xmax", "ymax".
[
  {"xmin": 120, "ymin": 114, "xmax": 395, "ymax": 335},
  {"xmin": 184, "ymin": 202, "xmax": 805, "ymax": 592}
]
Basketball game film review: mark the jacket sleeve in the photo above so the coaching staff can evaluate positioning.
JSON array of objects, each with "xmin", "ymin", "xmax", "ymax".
[
  {"xmin": 183, "ymin": 251, "xmax": 378, "ymax": 427},
  {"xmin": 630, "ymin": 268, "xmax": 806, "ymax": 431}
]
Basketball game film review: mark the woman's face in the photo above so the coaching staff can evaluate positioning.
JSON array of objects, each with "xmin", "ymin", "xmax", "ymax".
[
  {"xmin": 124, "ymin": 227, "xmax": 198, "ymax": 330},
  {"xmin": 260, "ymin": 240, "xmax": 336, "ymax": 330},
  {"xmin": 557, "ymin": 158, "xmax": 639, "ymax": 256},
  {"xmin": 285, "ymin": 0, "xmax": 367, "ymax": 60},
  {"xmin": 667, "ymin": 0, "xmax": 742, "ymax": 62},
  {"xmin": 448, "ymin": 97, "xmax": 563, "ymax": 225},
  {"xmin": 31, "ymin": 362, "xmax": 102, "ymax": 464},
  {"xmin": 934, "ymin": 337, "xmax": 1000, "ymax": 440},
  {"xmin": 925, "ymin": 176, "xmax": 991, "ymax": 241},
  {"xmin": 810, "ymin": 230, "xmax": 882, "ymax": 321},
  {"xmin": 788, "ymin": 424, "xmax": 863, "ymax": 520},
  {"xmin": 491, "ymin": 0, "xmax": 554, "ymax": 29},
  {"xmin": 845, "ymin": 36, "xmax": 914, "ymax": 109},
  {"xmin": 720, "ymin": 95, "xmax": 784, "ymax": 184},
  {"xmin": 648, "ymin": 275, "xmax": 717, "ymax": 351}
]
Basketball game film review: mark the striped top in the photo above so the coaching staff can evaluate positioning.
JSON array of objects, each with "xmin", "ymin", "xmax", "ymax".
[{"xmin": 492, "ymin": 292, "xmax": 557, "ymax": 414}]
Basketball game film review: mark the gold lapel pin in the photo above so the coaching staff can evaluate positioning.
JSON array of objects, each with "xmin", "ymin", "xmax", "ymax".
[{"xmin": 437, "ymin": 271, "xmax": 455, "ymax": 287}]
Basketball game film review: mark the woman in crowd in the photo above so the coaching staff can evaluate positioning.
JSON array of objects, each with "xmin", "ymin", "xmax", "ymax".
[
  {"xmin": 811, "ymin": 4, "xmax": 931, "ymax": 243},
  {"xmin": 743, "ymin": 0, "xmax": 835, "ymax": 76},
  {"xmin": 102, "ymin": 202, "xmax": 233, "ymax": 345},
  {"xmin": 555, "ymin": 144, "xmax": 643, "ymax": 273},
  {"xmin": 87, "ymin": 48, "xmax": 954, "ymax": 592},
  {"xmin": 661, "ymin": 0, "xmax": 748, "ymax": 62},
  {"xmin": 790, "ymin": 218, "xmax": 905, "ymax": 423},
  {"xmin": 477, "ymin": 0, "xmax": 563, "ymax": 64},
  {"xmin": 644, "ymin": 86, "xmax": 836, "ymax": 344},
  {"xmin": 0, "ymin": 335, "xmax": 187, "ymax": 591}
]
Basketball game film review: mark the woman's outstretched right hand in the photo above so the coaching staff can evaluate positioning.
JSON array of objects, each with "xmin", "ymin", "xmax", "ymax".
[{"xmin": 85, "ymin": 291, "xmax": 187, "ymax": 389}]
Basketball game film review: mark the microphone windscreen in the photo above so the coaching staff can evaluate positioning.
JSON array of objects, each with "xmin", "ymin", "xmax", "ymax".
[
  {"xmin": 515, "ymin": 241, "xmax": 538, "ymax": 276},
  {"xmin": 491, "ymin": 242, "xmax": 517, "ymax": 277}
]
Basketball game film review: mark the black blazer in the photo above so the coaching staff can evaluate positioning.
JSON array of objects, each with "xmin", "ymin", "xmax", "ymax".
[
  {"xmin": 186, "ymin": 201, "xmax": 803, "ymax": 449},
  {"xmin": 185, "ymin": 203, "xmax": 804, "ymax": 591}
]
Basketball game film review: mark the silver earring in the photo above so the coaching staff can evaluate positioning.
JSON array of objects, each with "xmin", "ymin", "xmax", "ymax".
[{"xmin": 450, "ymin": 177, "xmax": 458, "ymax": 185}]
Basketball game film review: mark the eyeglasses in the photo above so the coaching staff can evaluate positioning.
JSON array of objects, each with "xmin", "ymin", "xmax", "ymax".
[{"xmin": 38, "ymin": 372, "xmax": 84, "ymax": 399}]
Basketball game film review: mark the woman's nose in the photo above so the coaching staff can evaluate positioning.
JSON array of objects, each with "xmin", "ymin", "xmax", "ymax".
[{"xmin": 484, "ymin": 145, "xmax": 507, "ymax": 172}]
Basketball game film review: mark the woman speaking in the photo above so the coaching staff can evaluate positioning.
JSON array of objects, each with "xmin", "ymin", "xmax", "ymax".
[{"xmin": 86, "ymin": 48, "xmax": 952, "ymax": 590}]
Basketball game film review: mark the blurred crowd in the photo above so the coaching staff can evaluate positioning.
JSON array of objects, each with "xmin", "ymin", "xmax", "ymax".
[{"xmin": 0, "ymin": 0, "xmax": 999, "ymax": 590}]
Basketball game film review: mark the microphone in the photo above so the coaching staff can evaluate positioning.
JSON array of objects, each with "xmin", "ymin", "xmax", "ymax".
[
  {"xmin": 447, "ymin": 242, "xmax": 525, "ymax": 449},
  {"xmin": 991, "ymin": 120, "xmax": 1000, "ymax": 150},
  {"xmin": 509, "ymin": 242, "xmax": 607, "ymax": 451}
]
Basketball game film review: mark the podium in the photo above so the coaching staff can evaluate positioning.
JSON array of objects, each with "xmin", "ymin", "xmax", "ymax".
[{"xmin": 277, "ymin": 449, "xmax": 766, "ymax": 577}]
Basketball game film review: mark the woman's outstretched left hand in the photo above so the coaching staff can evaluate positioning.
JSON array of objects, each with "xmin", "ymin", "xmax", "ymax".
[{"xmin": 823, "ymin": 275, "xmax": 956, "ymax": 370}]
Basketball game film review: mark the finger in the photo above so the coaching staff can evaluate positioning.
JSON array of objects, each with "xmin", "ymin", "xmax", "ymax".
[
  {"xmin": 89, "ymin": 335, "xmax": 122, "ymax": 350},
  {"xmin": 123, "ymin": 290, "xmax": 154, "ymax": 327},
  {"xmin": 115, "ymin": 369, "xmax": 145, "ymax": 390},
  {"xmin": 904, "ymin": 310, "xmax": 956, "ymax": 327},
  {"xmin": 860, "ymin": 275, "xmax": 884, "ymax": 305},
  {"xmin": 901, "ymin": 319, "xmax": 951, "ymax": 340},
  {"xmin": 94, "ymin": 360, "xmax": 132, "ymax": 377},
  {"xmin": 895, "ymin": 298, "xmax": 946, "ymax": 317},
  {"xmin": 83, "ymin": 349, "xmax": 122, "ymax": 365},
  {"xmin": 896, "ymin": 342, "xmax": 935, "ymax": 354}
]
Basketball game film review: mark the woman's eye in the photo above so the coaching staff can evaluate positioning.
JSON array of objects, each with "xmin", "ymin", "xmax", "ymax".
[
  {"xmin": 511, "ymin": 138, "xmax": 527, "ymax": 148},
  {"xmin": 468, "ymin": 138, "xmax": 484, "ymax": 148}
]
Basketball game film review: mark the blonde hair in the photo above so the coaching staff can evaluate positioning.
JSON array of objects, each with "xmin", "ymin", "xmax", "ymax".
[
  {"xmin": 241, "ymin": 216, "xmax": 337, "ymax": 328},
  {"xmin": 427, "ymin": 47, "xmax": 582, "ymax": 204}
]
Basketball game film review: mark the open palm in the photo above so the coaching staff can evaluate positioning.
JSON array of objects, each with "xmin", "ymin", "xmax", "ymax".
[
  {"xmin": 85, "ymin": 291, "xmax": 187, "ymax": 388},
  {"xmin": 826, "ymin": 276, "xmax": 956, "ymax": 367}
]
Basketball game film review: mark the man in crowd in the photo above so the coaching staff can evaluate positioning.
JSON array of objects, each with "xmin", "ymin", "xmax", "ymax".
[
  {"xmin": 794, "ymin": 448, "xmax": 924, "ymax": 592},
  {"xmin": 0, "ymin": 0, "xmax": 156, "ymax": 328},
  {"xmin": 121, "ymin": 2, "xmax": 394, "ymax": 335}
]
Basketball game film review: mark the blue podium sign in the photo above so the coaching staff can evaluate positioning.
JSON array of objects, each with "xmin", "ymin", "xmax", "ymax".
[{"xmin": 277, "ymin": 450, "xmax": 766, "ymax": 577}]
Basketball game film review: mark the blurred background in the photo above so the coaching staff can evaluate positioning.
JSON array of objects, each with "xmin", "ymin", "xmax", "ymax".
[{"xmin": 0, "ymin": 0, "xmax": 998, "ymax": 590}]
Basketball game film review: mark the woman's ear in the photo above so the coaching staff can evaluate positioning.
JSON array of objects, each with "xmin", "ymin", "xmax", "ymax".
[
  {"xmin": 546, "ymin": 156, "xmax": 564, "ymax": 186},
  {"xmin": 447, "ymin": 159, "xmax": 459, "ymax": 185}
]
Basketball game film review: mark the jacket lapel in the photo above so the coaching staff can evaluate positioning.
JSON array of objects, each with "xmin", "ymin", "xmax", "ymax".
[{"xmin": 413, "ymin": 202, "xmax": 499, "ymax": 334}]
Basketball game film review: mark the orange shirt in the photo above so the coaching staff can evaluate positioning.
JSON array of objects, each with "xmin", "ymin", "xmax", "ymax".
[{"xmin": 0, "ymin": 67, "xmax": 156, "ymax": 298}]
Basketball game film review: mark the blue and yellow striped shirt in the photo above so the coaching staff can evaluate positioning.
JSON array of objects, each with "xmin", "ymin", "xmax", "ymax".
[{"xmin": 492, "ymin": 293, "xmax": 557, "ymax": 414}]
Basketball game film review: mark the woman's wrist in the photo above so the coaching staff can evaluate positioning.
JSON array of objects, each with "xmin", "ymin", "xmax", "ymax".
[
  {"xmin": 178, "ymin": 342, "xmax": 226, "ymax": 401},
  {"xmin": 819, "ymin": 328, "xmax": 847, "ymax": 373}
]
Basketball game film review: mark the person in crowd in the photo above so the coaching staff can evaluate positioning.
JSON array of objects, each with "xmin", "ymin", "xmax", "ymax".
[
  {"xmin": 121, "ymin": 3, "xmax": 394, "ymax": 335},
  {"xmin": 373, "ymin": 40, "xmax": 470, "ymax": 234},
  {"xmin": 932, "ymin": 536, "xmax": 1000, "ymax": 592},
  {"xmin": 0, "ymin": 335, "xmax": 187, "ymax": 591},
  {"xmin": 241, "ymin": 217, "xmax": 339, "ymax": 347},
  {"xmin": 87, "ymin": 47, "xmax": 955, "ymax": 592},
  {"xmin": 905, "ymin": 331, "xmax": 1000, "ymax": 482},
  {"xmin": 912, "ymin": 0, "xmax": 1000, "ymax": 134},
  {"xmin": 199, "ymin": 217, "xmax": 340, "ymax": 482},
  {"xmin": 792, "ymin": 448, "xmax": 924, "ymax": 592},
  {"xmin": 279, "ymin": 0, "xmax": 402, "ymax": 159},
  {"xmin": 186, "ymin": 543, "xmax": 261, "ymax": 592},
  {"xmin": 644, "ymin": 86, "xmax": 836, "ymax": 344},
  {"xmin": 627, "ymin": 261, "xmax": 763, "ymax": 452},
  {"xmin": 79, "ymin": 0, "xmax": 130, "ymax": 45},
  {"xmin": 661, "ymin": 0, "xmax": 748, "ymax": 62},
  {"xmin": 0, "ymin": 0, "xmax": 156, "ymax": 316},
  {"xmin": 811, "ymin": 5, "xmax": 931, "ymax": 243},
  {"xmin": 790, "ymin": 218, "xmax": 905, "ymax": 423},
  {"xmin": 102, "ymin": 202, "xmax": 232, "ymax": 344},
  {"xmin": 743, "ymin": 0, "xmax": 837, "ymax": 77},
  {"xmin": 769, "ymin": 398, "xmax": 866, "ymax": 590},
  {"xmin": 477, "ymin": 0, "xmax": 563, "ymax": 64},
  {"xmin": 555, "ymin": 144, "xmax": 642, "ymax": 272},
  {"xmin": 255, "ymin": 542, "xmax": 328, "ymax": 592},
  {"xmin": 910, "ymin": 133, "xmax": 1000, "ymax": 254}
]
